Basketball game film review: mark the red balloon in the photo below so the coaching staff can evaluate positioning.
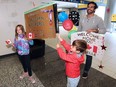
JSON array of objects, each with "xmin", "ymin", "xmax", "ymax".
[{"xmin": 62, "ymin": 19, "xmax": 73, "ymax": 31}]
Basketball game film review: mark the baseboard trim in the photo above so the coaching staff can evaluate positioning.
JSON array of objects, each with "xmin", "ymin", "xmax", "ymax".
[{"xmin": 0, "ymin": 53, "xmax": 16, "ymax": 58}]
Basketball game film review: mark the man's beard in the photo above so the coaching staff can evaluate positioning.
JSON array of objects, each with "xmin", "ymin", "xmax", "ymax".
[{"xmin": 87, "ymin": 9, "xmax": 95, "ymax": 14}]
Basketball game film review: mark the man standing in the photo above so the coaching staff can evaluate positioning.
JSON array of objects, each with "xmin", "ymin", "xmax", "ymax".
[{"xmin": 78, "ymin": 1, "xmax": 106, "ymax": 79}]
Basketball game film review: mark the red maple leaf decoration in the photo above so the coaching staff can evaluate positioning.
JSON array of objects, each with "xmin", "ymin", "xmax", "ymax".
[
  {"xmin": 28, "ymin": 33, "xmax": 35, "ymax": 39},
  {"xmin": 87, "ymin": 44, "xmax": 92, "ymax": 49},
  {"xmin": 29, "ymin": 34, "xmax": 32, "ymax": 37},
  {"xmin": 5, "ymin": 40, "xmax": 12, "ymax": 44},
  {"xmin": 101, "ymin": 45, "xmax": 107, "ymax": 50}
]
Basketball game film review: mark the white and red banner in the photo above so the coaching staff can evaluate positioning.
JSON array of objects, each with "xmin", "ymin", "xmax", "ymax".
[{"xmin": 71, "ymin": 32, "xmax": 106, "ymax": 61}]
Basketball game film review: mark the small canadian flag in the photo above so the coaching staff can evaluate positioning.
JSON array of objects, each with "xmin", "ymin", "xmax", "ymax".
[
  {"xmin": 5, "ymin": 39, "xmax": 12, "ymax": 45},
  {"xmin": 28, "ymin": 33, "xmax": 34, "ymax": 39}
]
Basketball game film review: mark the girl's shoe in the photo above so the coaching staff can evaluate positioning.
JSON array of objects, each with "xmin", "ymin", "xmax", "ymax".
[
  {"xmin": 19, "ymin": 72, "xmax": 28, "ymax": 79},
  {"xmin": 29, "ymin": 76, "xmax": 36, "ymax": 83}
]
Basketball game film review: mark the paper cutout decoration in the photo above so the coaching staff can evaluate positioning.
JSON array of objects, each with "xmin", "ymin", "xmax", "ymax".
[
  {"xmin": 101, "ymin": 44, "xmax": 107, "ymax": 50},
  {"xmin": 41, "ymin": 9, "xmax": 53, "ymax": 25},
  {"xmin": 69, "ymin": 11, "xmax": 80, "ymax": 26},
  {"xmin": 98, "ymin": 64, "xmax": 104, "ymax": 69},
  {"xmin": 31, "ymin": 0, "xmax": 35, "ymax": 7},
  {"xmin": 106, "ymin": 7, "xmax": 110, "ymax": 13},
  {"xmin": 93, "ymin": 46, "xmax": 98, "ymax": 53},
  {"xmin": 5, "ymin": 39, "xmax": 12, "ymax": 45},
  {"xmin": 111, "ymin": 14, "xmax": 116, "ymax": 22},
  {"xmin": 32, "ymin": 2, "xmax": 35, "ymax": 7},
  {"xmin": 87, "ymin": 44, "xmax": 92, "ymax": 49},
  {"xmin": 98, "ymin": 61, "xmax": 104, "ymax": 69},
  {"xmin": 28, "ymin": 33, "xmax": 35, "ymax": 39}
]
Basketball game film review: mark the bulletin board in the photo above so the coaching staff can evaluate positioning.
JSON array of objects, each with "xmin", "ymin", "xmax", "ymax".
[{"xmin": 24, "ymin": 3, "xmax": 58, "ymax": 39}]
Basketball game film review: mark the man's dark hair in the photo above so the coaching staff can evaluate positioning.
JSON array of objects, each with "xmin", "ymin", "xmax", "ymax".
[{"xmin": 87, "ymin": 1, "xmax": 98, "ymax": 9}]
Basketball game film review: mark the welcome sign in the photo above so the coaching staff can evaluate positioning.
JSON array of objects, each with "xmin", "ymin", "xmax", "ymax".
[{"xmin": 71, "ymin": 32, "xmax": 106, "ymax": 60}]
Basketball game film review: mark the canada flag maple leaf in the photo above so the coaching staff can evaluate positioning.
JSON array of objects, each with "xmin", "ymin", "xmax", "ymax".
[
  {"xmin": 87, "ymin": 44, "xmax": 92, "ymax": 49},
  {"xmin": 5, "ymin": 40, "xmax": 12, "ymax": 45}
]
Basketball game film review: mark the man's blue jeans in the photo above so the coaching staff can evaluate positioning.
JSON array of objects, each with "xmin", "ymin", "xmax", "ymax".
[{"xmin": 83, "ymin": 55, "xmax": 92, "ymax": 73}]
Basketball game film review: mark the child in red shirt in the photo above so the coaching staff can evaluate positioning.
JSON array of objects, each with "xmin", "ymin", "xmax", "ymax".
[{"xmin": 56, "ymin": 34, "xmax": 87, "ymax": 87}]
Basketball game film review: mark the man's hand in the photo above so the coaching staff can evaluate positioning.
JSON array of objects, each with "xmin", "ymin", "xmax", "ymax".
[{"xmin": 86, "ymin": 29, "xmax": 99, "ymax": 33}]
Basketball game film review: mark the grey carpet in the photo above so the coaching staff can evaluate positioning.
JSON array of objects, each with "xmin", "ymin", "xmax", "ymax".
[
  {"xmin": 31, "ymin": 45, "xmax": 116, "ymax": 87},
  {"xmin": 0, "ymin": 55, "xmax": 44, "ymax": 87},
  {"xmin": 0, "ymin": 45, "xmax": 116, "ymax": 87}
]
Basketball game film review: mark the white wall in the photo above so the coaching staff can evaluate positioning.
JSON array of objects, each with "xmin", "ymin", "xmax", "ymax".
[
  {"xmin": 104, "ymin": 0, "xmax": 116, "ymax": 31},
  {"xmin": 0, "ymin": 0, "xmax": 52, "ymax": 56}
]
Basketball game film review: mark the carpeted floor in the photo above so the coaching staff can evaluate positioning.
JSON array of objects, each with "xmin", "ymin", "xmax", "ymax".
[
  {"xmin": 0, "ymin": 55, "xmax": 44, "ymax": 87},
  {"xmin": 31, "ymin": 45, "xmax": 116, "ymax": 87},
  {"xmin": 0, "ymin": 45, "xmax": 116, "ymax": 87}
]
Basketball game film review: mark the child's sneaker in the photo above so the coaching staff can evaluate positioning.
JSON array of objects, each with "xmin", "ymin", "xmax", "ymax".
[
  {"xmin": 29, "ymin": 76, "xmax": 36, "ymax": 83},
  {"xmin": 19, "ymin": 72, "xmax": 28, "ymax": 79}
]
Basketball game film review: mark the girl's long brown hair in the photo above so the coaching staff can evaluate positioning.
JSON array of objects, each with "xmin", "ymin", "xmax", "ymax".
[{"xmin": 15, "ymin": 24, "xmax": 26, "ymax": 39}]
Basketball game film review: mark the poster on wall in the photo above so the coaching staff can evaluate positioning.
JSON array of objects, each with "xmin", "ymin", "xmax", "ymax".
[
  {"xmin": 71, "ymin": 32, "xmax": 106, "ymax": 61},
  {"xmin": 24, "ymin": 3, "xmax": 58, "ymax": 39}
]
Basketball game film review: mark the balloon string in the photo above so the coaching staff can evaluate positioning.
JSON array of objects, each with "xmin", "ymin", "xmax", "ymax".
[
  {"xmin": 100, "ymin": 60, "xmax": 102, "ymax": 65},
  {"xmin": 102, "ymin": 37, "xmax": 104, "ymax": 45}
]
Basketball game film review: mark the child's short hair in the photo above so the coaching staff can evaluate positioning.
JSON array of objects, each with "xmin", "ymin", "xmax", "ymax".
[{"xmin": 72, "ymin": 40, "xmax": 87, "ymax": 53}]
